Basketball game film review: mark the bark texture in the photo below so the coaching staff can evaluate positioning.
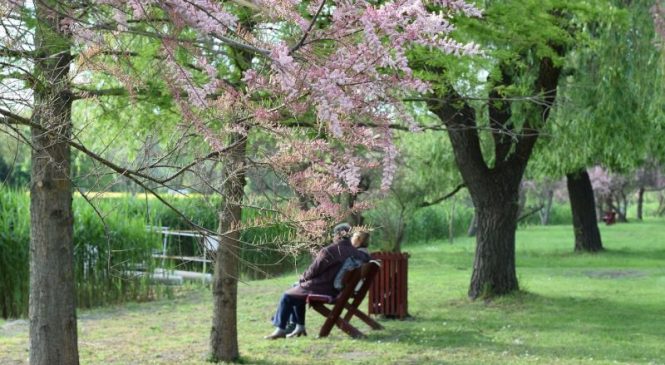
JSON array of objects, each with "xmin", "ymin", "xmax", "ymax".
[
  {"xmin": 210, "ymin": 134, "xmax": 246, "ymax": 362},
  {"xmin": 468, "ymin": 179, "xmax": 521, "ymax": 298},
  {"xmin": 29, "ymin": 2, "xmax": 79, "ymax": 364},
  {"xmin": 567, "ymin": 169, "xmax": 604, "ymax": 252}
]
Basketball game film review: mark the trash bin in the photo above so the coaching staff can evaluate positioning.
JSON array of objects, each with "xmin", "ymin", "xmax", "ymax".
[{"xmin": 368, "ymin": 251, "xmax": 409, "ymax": 319}]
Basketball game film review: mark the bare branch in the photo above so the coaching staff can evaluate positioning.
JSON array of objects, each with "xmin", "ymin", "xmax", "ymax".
[{"xmin": 418, "ymin": 183, "xmax": 466, "ymax": 208}]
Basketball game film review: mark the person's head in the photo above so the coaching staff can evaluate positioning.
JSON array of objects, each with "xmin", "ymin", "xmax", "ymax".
[
  {"xmin": 351, "ymin": 231, "xmax": 370, "ymax": 249},
  {"xmin": 332, "ymin": 223, "xmax": 352, "ymax": 241}
]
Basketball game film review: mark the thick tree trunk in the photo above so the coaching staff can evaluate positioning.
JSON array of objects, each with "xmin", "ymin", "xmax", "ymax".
[
  {"xmin": 566, "ymin": 169, "xmax": 603, "ymax": 252},
  {"xmin": 29, "ymin": 3, "xmax": 79, "ymax": 365},
  {"xmin": 468, "ymin": 182, "xmax": 520, "ymax": 299},
  {"xmin": 210, "ymin": 134, "xmax": 246, "ymax": 362},
  {"xmin": 636, "ymin": 187, "xmax": 645, "ymax": 220},
  {"xmin": 428, "ymin": 52, "xmax": 561, "ymax": 300}
]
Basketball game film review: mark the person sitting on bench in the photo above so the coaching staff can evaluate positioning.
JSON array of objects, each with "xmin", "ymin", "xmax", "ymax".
[{"xmin": 264, "ymin": 223, "xmax": 370, "ymax": 339}]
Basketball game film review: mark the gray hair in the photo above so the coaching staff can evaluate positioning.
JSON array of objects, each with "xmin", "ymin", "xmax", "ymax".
[{"xmin": 332, "ymin": 223, "xmax": 351, "ymax": 237}]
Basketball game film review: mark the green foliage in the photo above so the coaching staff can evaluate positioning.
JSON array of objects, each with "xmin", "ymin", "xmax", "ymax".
[
  {"xmin": 72, "ymin": 198, "xmax": 162, "ymax": 308},
  {"xmin": 0, "ymin": 188, "xmax": 163, "ymax": 318},
  {"xmin": 363, "ymin": 129, "xmax": 465, "ymax": 251},
  {"xmin": 404, "ymin": 200, "xmax": 475, "ymax": 243},
  {"xmin": 0, "ymin": 189, "xmax": 30, "ymax": 319},
  {"xmin": 534, "ymin": 0, "xmax": 665, "ymax": 176},
  {"xmin": 0, "ymin": 134, "xmax": 30, "ymax": 188},
  {"xmin": 0, "ymin": 189, "xmax": 302, "ymax": 317}
]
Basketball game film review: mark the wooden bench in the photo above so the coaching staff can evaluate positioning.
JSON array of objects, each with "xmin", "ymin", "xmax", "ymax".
[{"xmin": 306, "ymin": 260, "xmax": 384, "ymax": 338}]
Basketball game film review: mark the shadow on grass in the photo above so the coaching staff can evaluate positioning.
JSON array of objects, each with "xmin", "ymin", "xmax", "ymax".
[
  {"xmin": 601, "ymin": 247, "xmax": 665, "ymax": 260},
  {"xmin": 384, "ymin": 291, "xmax": 664, "ymax": 364}
]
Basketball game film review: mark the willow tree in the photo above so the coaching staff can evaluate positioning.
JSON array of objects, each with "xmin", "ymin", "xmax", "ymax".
[
  {"xmin": 535, "ymin": 0, "xmax": 665, "ymax": 252},
  {"xmin": 411, "ymin": 0, "xmax": 613, "ymax": 299}
]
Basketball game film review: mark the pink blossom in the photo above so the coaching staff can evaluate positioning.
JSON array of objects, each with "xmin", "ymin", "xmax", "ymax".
[
  {"xmin": 4, "ymin": 0, "xmax": 25, "ymax": 11},
  {"xmin": 71, "ymin": 0, "xmax": 480, "ymax": 239}
]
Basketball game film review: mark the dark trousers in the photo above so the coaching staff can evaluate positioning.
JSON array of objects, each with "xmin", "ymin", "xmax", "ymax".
[{"xmin": 272, "ymin": 293, "xmax": 306, "ymax": 329}]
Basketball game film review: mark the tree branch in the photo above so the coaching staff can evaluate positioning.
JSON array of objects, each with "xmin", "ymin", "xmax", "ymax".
[
  {"xmin": 517, "ymin": 205, "xmax": 544, "ymax": 223},
  {"xmin": 289, "ymin": 0, "xmax": 326, "ymax": 55},
  {"xmin": 0, "ymin": 108, "xmax": 31, "ymax": 126},
  {"xmin": 418, "ymin": 183, "xmax": 466, "ymax": 208}
]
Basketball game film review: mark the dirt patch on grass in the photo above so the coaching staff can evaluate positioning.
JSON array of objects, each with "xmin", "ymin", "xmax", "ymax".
[
  {"xmin": 0, "ymin": 320, "xmax": 28, "ymax": 337},
  {"xmin": 582, "ymin": 270, "xmax": 647, "ymax": 279},
  {"xmin": 338, "ymin": 350, "xmax": 376, "ymax": 361}
]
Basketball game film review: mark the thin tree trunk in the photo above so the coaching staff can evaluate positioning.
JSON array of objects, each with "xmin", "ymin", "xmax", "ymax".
[
  {"xmin": 346, "ymin": 174, "xmax": 370, "ymax": 226},
  {"xmin": 539, "ymin": 189, "xmax": 553, "ymax": 225},
  {"xmin": 617, "ymin": 191, "xmax": 628, "ymax": 222},
  {"xmin": 596, "ymin": 198, "xmax": 605, "ymax": 222},
  {"xmin": 448, "ymin": 197, "xmax": 456, "ymax": 243},
  {"xmin": 210, "ymin": 134, "xmax": 246, "ymax": 362},
  {"xmin": 637, "ymin": 187, "xmax": 645, "ymax": 220},
  {"xmin": 393, "ymin": 207, "xmax": 406, "ymax": 252},
  {"xmin": 29, "ymin": 2, "xmax": 79, "ymax": 364},
  {"xmin": 566, "ymin": 169, "xmax": 603, "ymax": 252},
  {"xmin": 516, "ymin": 183, "xmax": 527, "ymax": 220},
  {"xmin": 467, "ymin": 211, "xmax": 478, "ymax": 237}
]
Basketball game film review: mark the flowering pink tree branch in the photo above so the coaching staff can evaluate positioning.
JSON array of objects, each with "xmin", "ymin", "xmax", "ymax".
[{"xmin": 65, "ymin": 0, "xmax": 481, "ymax": 239}]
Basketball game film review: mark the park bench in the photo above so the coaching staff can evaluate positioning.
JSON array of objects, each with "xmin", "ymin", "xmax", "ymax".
[{"xmin": 306, "ymin": 260, "xmax": 384, "ymax": 338}]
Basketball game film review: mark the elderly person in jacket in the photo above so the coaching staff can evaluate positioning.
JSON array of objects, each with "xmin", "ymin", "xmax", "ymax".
[{"xmin": 264, "ymin": 223, "xmax": 370, "ymax": 339}]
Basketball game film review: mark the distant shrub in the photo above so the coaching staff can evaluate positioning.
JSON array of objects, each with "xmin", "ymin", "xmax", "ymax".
[
  {"xmin": 0, "ymin": 189, "xmax": 304, "ymax": 318},
  {"xmin": 0, "ymin": 188, "xmax": 161, "ymax": 318},
  {"xmin": 0, "ymin": 189, "xmax": 30, "ymax": 318}
]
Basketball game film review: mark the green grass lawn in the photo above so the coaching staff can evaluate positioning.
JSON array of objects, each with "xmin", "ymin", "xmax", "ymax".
[{"xmin": 1, "ymin": 219, "xmax": 664, "ymax": 364}]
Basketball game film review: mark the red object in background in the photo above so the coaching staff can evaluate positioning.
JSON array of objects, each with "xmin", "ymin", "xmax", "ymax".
[
  {"xmin": 603, "ymin": 211, "xmax": 616, "ymax": 225},
  {"xmin": 369, "ymin": 252, "xmax": 409, "ymax": 320}
]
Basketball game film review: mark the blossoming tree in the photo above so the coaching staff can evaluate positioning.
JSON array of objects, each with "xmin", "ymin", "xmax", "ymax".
[{"xmin": 2, "ymin": 0, "xmax": 479, "ymax": 363}]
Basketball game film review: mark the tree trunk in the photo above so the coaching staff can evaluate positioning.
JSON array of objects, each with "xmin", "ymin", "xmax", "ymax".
[
  {"xmin": 468, "ymin": 182, "xmax": 520, "ymax": 299},
  {"xmin": 539, "ymin": 189, "xmax": 554, "ymax": 225},
  {"xmin": 566, "ymin": 169, "xmax": 603, "ymax": 252},
  {"xmin": 596, "ymin": 198, "xmax": 605, "ymax": 222},
  {"xmin": 636, "ymin": 187, "xmax": 645, "ymax": 220},
  {"xmin": 428, "ymin": 52, "xmax": 562, "ymax": 300},
  {"xmin": 210, "ymin": 134, "xmax": 246, "ymax": 362},
  {"xmin": 346, "ymin": 174, "xmax": 370, "ymax": 226},
  {"xmin": 516, "ymin": 183, "xmax": 527, "ymax": 220},
  {"xmin": 29, "ymin": 3, "xmax": 79, "ymax": 364},
  {"xmin": 617, "ymin": 191, "xmax": 628, "ymax": 222},
  {"xmin": 392, "ymin": 207, "xmax": 406, "ymax": 253},
  {"xmin": 448, "ymin": 197, "xmax": 456, "ymax": 243}
]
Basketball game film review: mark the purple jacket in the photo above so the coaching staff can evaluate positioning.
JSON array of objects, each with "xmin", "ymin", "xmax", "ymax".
[{"xmin": 286, "ymin": 238, "xmax": 369, "ymax": 298}]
